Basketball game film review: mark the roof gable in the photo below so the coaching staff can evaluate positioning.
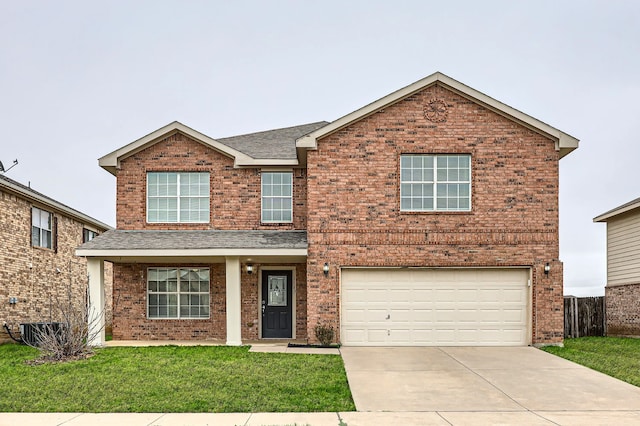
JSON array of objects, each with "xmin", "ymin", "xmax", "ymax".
[
  {"xmin": 99, "ymin": 122, "xmax": 259, "ymax": 175},
  {"xmin": 100, "ymin": 121, "xmax": 329, "ymax": 175},
  {"xmin": 296, "ymin": 72, "xmax": 579, "ymax": 159}
]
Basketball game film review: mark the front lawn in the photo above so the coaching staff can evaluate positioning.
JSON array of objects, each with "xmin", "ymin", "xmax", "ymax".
[
  {"xmin": 542, "ymin": 336, "xmax": 640, "ymax": 387},
  {"xmin": 0, "ymin": 344, "xmax": 355, "ymax": 413}
]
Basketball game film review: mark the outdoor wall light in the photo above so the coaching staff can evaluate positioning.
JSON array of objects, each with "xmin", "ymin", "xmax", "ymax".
[
  {"xmin": 246, "ymin": 264, "xmax": 254, "ymax": 275},
  {"xmin": 323, "ymin": 263, "xmax": 329, "ymax": 276},
  {"xmin": 544, "ymin": 263, "xmax": 550, "ymax": 275}
]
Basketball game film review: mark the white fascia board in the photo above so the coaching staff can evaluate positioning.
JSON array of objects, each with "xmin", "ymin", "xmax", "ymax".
[
  {"xmin": 0, "ymin": 179, "xmax": 113, "ymax": 231},
  {"xmin": 76, "ymin": 248, "xmax": 308, "ymax": 258},
  {"xmin": 594, "ymin": 201, "xmax": 640, "ymax": 223},
  {"xmin": 99, "ymin": 121, "xmax": 256, "ymax": 175},
  {"xmin": 296, "ymin": 72, "xmax": 579, "ymax": 158}
]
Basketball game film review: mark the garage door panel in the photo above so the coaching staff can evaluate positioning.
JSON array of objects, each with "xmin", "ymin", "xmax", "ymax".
[{"xmin": 341, "ymin": 268, "xmax": 529, "ymax": 346}]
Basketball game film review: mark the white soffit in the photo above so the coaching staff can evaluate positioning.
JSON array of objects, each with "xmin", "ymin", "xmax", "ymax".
[{"xmin": 297, "ymin": 72, "xmax": 579, "ymax": 159}]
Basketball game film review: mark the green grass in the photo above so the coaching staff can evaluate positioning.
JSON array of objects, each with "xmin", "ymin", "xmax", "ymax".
[
  {"xmin": 0, "ymin": 343, "xmax": 355, "ymax": 413},
  {"xmin": 542, "ymin": 337, "xmax": 640, "ymax": 387}
]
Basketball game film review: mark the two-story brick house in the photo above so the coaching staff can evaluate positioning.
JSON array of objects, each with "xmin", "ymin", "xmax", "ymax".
[
  {"xmin": 0, "ymin": 174, "xmax": 113, "ymax": 343},
  {"xmin": 78, "ymin": 72, "xmax": 578, "ymax": 347}
]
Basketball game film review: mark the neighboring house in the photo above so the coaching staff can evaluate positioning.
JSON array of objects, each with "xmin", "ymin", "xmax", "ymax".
[
  {"xmin": 594, "ymin": 198, "xmax": 640, "ymax": 336},
  {"xmin": 0, "ymin": 174, "xmax": 113, "ymax": 343},
  {"xmin": 78, "ymin": 72, "xmax": 578, "ymax": 347}
]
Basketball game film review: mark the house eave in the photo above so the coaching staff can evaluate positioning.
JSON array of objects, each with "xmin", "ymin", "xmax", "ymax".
[
  {"xmin": 0, "ymin": 177, "xmax": 112, "ymax": 231},
  {"xmin": 297, "ymin": 72, "xmax": 579, "ymax": 159},
  {"xmin": 594, "ymin": 199, "xmax": 640, "ymax": 223},
  {"xmin": 99, "ymin": 121, "xmax": 299, "ymax": 175},
  {"xmin": 76, "ymin": 248, "xmax": 308, "ymax": 264}
]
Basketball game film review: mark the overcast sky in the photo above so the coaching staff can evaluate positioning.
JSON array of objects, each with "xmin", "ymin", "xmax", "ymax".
[{"xmin": 1, "ymin": 1, "xmax": 638, "ymax": 297}]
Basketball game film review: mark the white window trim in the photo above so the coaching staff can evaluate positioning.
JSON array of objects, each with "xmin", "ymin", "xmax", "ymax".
[
  {"xmin": 31, "ymin": 206, "xmax": 53, "ymax": 249},
  {"xmin": 261, "ymin": 171, "xmax": 293, "ymax": 223},
  {"xmin": 146, "ymin": 172, "xmax": 210, "ymax": 224},
  {"xmin": 400, "ymin": 154, "xmax": 472, "ymax": 212},
  {"xmin": 146, "ymin": 267, "xmax": 211, "ymax": 320}
]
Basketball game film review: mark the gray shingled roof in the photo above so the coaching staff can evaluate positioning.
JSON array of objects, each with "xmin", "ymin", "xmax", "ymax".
[
  {"xmin": 216, "ymin": 121, "xmax": 328, "ymax": 159},
  {"xmin": 78, "ymin": 230, "xmax": 307, "ymax": 251}
]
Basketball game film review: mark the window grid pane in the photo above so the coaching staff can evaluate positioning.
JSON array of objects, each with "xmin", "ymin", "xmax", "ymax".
[
  {"xmin": 147, "ymin": 268, "xmax": 210, "ymax": 319},
  {"xmin": 262, "ymin": 172, "xmax": 293, "ymax": 223},
  {"xmin": 400, "ymin": 154, "xmax": 471, "ymax": 212},
  {"xmin": 147, "ymin": 172, "xmax": 209, "ymax": 223},
  {"xmin": 31, "ymin": 207, "xmax": 53, "ymax": 249}
]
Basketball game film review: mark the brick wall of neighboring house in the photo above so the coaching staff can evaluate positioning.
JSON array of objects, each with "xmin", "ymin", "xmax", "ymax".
[
  {"xmin": 606, "ymin": 284, "xmax": 640, "ymax": 336},
  {"xmin": 116, "ymin": 132, "xmax": 307, "ymax": 231},
  {"xmin": 112, "ymin": 263, "xmax": 307, "ymax": 341},
  {"xmin": 0, "ymin": 188, "xmax": 113, "ymax": 343},
  {"xmin": 305, "ymin": 84, "xmax": 563, "ymax": 345}
]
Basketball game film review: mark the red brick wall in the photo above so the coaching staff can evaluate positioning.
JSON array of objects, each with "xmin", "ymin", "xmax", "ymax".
[
  {"xmin": 0, "ymin": 188, "xmax": 113, "ymax": 343},
  {"xmin": 112, "ymin": 262, "xmax": 306, "ymax": 341},
  {"xmin": 116, "ymin": 132, "xmax": 307, "ymax": 231},
  {"xmin": 606, "ymin": 284, "xmax": 640, "ymax": 336},
  {"xmin": 305, "ymin": 84, "xmax": 563, "ymax": 345}
]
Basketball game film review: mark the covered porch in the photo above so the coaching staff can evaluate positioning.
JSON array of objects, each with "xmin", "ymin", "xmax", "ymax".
[{"xmin": 76, "ymin": 230, "xmax": 307, "ymax": 346}]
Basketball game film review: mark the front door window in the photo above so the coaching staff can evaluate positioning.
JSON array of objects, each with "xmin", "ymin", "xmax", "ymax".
[{"xmin": 268, "ymin": 276, "xmax": 287, "ymax": 306}]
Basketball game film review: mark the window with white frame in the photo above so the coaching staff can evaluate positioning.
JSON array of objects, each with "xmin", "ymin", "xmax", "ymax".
[
  {"xmin": 147, "ymin": 172, "xmax": 210, "ymax": 223},
  {"xmin": 261, "ymin": 172, "xmax": 293, "ymax": 223},
  {"xmin": 83, "ymin": 228, "xmax": 98, "ymax": 243},
  {"xmin": 400, "ymin": 154, "xmax": 471, "ymax": 211},
  {"xmin": 31, "ymin": 207, "xmax": 53, "ymax": 249},
  {"xmin": 147, "ymin": 268, "xmax": 210, "ymax": 319}
]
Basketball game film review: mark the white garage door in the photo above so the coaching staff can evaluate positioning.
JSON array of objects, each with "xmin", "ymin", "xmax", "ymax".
[{"xmin": 341, "ymin": 268, "xmax": 529, "ymax": 346}]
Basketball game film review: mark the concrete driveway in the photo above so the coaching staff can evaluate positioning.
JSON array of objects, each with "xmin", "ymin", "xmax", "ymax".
[{"xmin": 341, "ymin": 346, "xmax": 640, "ymax": 425}]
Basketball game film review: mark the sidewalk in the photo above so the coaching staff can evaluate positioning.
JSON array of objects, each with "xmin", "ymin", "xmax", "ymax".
[{"xmin": 3, "ymin": 410, "xmax": 640, "ymax": 426}]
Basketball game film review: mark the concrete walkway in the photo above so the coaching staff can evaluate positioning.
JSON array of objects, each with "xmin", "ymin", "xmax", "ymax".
[{"xmin": 3, "ymin": 345, "xmax": 640, "ymax": 425}]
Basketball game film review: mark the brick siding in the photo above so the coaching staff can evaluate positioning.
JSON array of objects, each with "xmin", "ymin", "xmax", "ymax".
[
  {"xmin": 116, "ymin": 132, "xmax": 307, "ymax": 231},
  {"xmin": 305, "ymin": 84, "xmax": 563, "ymax": 345},
  {"xmin": 112, "ymin": 263, "xmax": 306, "ymax": 341},
  {"xmin": 0, "ymin": 188, "xmax": 113, "ymax": 343},
  {"xmin": 606, "ymin": 284, "xmax": 640, "ymax": 336}
]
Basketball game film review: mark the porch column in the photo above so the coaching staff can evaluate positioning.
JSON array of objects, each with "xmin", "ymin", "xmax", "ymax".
[
  {"xmin": 225, "ymin": 256, "xmax": 242, "ymax": 346},
  {"xmin": 87, "ymin": 257, "xmax": 105, "ymax": 347}
]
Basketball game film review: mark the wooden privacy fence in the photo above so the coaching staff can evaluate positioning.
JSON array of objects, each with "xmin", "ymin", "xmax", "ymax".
[{"xmin": 564, "ymin": 296, "xmax": 605, "ymax": 338}]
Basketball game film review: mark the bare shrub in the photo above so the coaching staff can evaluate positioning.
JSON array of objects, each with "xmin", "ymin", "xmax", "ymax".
[
  {"xmin": 25, "ymin": 298, "xmax": 105, "ymax": 362},
  {"xmin": 314, "ymin": 322, "xmax": 335, "ymax": 347},
  {"xmin": 24, "ymin": 265, "xmax": 107, "ymax": 363}
]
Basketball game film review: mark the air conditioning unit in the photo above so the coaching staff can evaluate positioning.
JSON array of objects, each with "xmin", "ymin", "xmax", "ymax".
[{"xmin": 20, "ymin": 322, "xmax": 64, "ymax": 346}]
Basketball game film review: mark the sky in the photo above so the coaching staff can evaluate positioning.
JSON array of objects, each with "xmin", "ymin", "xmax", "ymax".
[{"xmin": 1, "ymin": 1, "xmax": 639, "ymax": 297}]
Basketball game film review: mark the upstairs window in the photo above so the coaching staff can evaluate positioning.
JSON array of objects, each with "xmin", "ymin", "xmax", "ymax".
[
  {"xmin": 83, "ymin": 228, "xmax": 98, "ymax": 243},
  {"xmin": 400, "ymin": 154, "xmax": 471, "ymax": 212},
  {"xmin": 32, "ymin": 207, "xmax": 53, "ymax": 249},
  {"xmin": 261, "ymin": 172, "xmax": 293, "ymax": 223},
  {"xmin": 147, "ymin": 172, "xmax": 210, "ymax": 223}
]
